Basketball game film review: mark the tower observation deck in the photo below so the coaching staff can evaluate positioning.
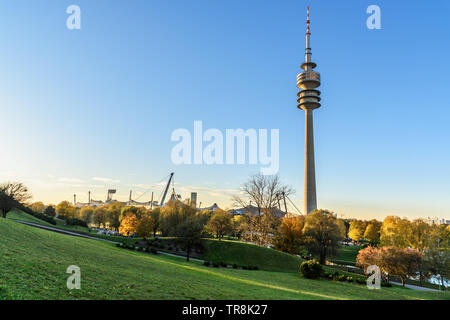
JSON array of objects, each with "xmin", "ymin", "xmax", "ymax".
[{"xmin": 297, "ymin": 7, "xmax": 321, "ymax": 215}]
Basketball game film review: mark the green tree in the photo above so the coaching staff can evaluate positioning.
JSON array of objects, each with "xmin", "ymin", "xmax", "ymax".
[
  {"xmin": 136, "ymin": 215, "xmax": 154, "ymax": 238},
  {"xmin": 56, "ymin": 201, "xmax": 75, "ymax": 219},
  {"xmin": 303, "ymin": 209, "xmax": 343, "ymax": 264},
  {"xmin": 149, "ymin": 208, "xmax": 161, "ymax": 237},
  {"xmin": 174, "ymin": 215, "xmax": 205, "ymax": 262},
  {"xmin": 106, "ymin": 202, "xmax": 124, "ymax": 231},
  {"xmin": 80, "ymin": 206, "xmax": 94, "ymax": 225},
  {"xmin": 43, "ymin": 205, "xmax": 56, "ymax": 218},
  {"xmin": 93, "ymin": 206, "xmax": 107, "ymax": 228},
  {"xmin": 205, "ymin": 209, "xmax": 234, "ymax": 240}
]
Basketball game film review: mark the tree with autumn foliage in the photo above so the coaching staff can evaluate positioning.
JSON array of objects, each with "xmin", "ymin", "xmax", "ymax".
[
  {"xmin": 31, "ymin": 201, "xmax": 46, "ymax": 213},
  {"xmin": 119, "ymin": 213, "xmax": 139, "ymax": 237},
  {"xmin": 357, "ymin": 246, "xmax": 422, "ymax": 286},
  {"xmin": 348, "ymin": 220, "xmax": 367, "ymax": 242},
  {"xmin": 273, "ymin": 214, "xmax": 305, "ymax": 254},
  {"xmin": 364, "ymin": 219, "xmax": 382, "ymax": 244}
]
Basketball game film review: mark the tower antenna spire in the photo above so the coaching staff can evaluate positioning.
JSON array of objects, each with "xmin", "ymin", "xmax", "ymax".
[{"xmin": 306, "ymin": 6, "xmax": 310, "ymax": 34}]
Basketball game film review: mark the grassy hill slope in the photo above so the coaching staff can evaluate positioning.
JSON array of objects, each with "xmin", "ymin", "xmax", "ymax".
[
  {"xmin": 6, "ymin": 208, "xmax": 54, "ymax": 226},
  {"xmin": 201, "ymin": 240, "xmax": 302, "ymax": 273},
  {"xmin": 1, "ymin": 219, "xmax": 449, "ymax": 300}
]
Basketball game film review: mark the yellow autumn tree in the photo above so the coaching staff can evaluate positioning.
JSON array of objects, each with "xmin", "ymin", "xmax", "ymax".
[
  {"xmin": 380, "ymin": 216, "xmax": 409, "ymax": 247},
  {"xmin": 348, "ymin": 220, "xmax": 367, "ymax": 242},
  {"xmin": 364, "ymin": 219, "xmax": 382, "ymax": 243},
  {"xmin": 119, "ymin": 213, "xmax": 139, "ymax": 237}
]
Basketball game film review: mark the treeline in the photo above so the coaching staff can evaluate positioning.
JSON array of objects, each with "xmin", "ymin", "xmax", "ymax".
[{"xmin": 354, "ymin": 216, "xmax": 449, "ymax": 289}]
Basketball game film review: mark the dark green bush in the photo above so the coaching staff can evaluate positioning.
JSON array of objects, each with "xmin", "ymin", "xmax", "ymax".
[
  {"xmin": 203, "ymin": 261, "xmax": 210, "ymax": 267},
  {"xmin": 18, "ymin": 205, "xmax": 57, "ymax": 225},
  {"xmin": 300, "ymin": 260, "xmax": 323, "ymax": 279},
  {"xmin": 212, "ymin": 262, "xmax": 220, "ymax": 268},
  {"xmin": 65, "ymin": 218, "xmax": 88, "ymax": 228},
  {"xmin": 232, "ymin": 264, "xmax": 238, "ymax": 269},
  {"xmin": 150, "ymin": 247, "xmax": 158, "ymax": 254}
]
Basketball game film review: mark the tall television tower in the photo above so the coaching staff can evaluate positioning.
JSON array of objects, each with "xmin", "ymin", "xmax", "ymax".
[{"xmin": 297, "ymin": 7, "xmax": 321, "ymax": 214}]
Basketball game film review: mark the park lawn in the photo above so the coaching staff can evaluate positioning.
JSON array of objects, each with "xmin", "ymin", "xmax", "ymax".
[
  {"xmin": 201, "ymin": 239, "xmax": 303, "ymax": 273},
  {"xmin": 6, "ymin": 208, "xmax": 54, "ymax": 226},
  {"xmin": 1, "ymin": 219, "xmax": 449, "ymax": 300},
  {"xmin": 330, "ymin": 245, "xmax": 363, "ymax": 265}
]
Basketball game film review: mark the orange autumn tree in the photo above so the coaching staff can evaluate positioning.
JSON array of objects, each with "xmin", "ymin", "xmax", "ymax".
[
  {"xmin": 273, "ymin": 214, "xmax": 305, "ymax": 254},
  {"xmin": 119, "ymin": 213, "xmax": 139, "ymax": 236}
]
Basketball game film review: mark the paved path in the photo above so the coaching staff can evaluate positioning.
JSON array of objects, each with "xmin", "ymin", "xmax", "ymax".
[
  {"xmin": 12, "ymin": 220, "xmax": 118, "ymax": 243},
  {"xmin": 12, "ymin": 219, "xmax": 204, "ymax": 262},
  {"xmin": 389, "ymin": 281, "xmax": 441, "ymax": 292}
]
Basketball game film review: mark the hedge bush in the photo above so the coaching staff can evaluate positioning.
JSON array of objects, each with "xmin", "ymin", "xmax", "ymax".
[
  {"xmin": 65, "ymin": 218, "xmax": 88, "ymax": 228},
  {"xmin": 300, "ymin": 260, "xmax": 323, "ymax": 279}
]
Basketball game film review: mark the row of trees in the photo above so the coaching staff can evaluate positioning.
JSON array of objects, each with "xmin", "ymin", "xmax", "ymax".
[{"xmin": 356, "ymin": 216, "xmax": 449, "ymax": 288}]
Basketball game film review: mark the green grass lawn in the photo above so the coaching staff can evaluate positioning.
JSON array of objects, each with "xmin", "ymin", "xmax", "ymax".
[
  {"xmin": 330, "ymin": 245, "xmax": 362, "ymax": 265},
  {"xmin": 6, "ymin": 208, "xmax": 54, "ymax": 226},
  {"xmin": 1, "ymin": 218, "xmax": 449, "ymax": 300},
  {"xmin": 201, "ymin": 239, "xmax": 303, "ymax": 273}
]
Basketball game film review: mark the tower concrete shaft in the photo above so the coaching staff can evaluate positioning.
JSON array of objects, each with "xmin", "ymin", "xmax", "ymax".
[
  {"xmin": 304, "ymin": 109, "xmax": 317, "ymax": 214},
  {"xmin": 297, "ymin": 6, "xmax": 321, "ymax": 214}
]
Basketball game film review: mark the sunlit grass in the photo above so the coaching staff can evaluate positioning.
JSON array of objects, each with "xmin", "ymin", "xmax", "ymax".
[{"xmin": 1, "ymin": 219, "xmax": 449, "ymax": 300}]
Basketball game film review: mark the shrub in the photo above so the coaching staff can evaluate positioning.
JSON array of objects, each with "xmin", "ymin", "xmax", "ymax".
[
  {"xmin": 65, "ymin": 218, "xmax": 88, "ymax": 228},
  {"xmin": 346, "ymin": 276, "xmax": 353, "ymax": 283},
  {"xmin": 355, "ymin": 278, "xmax": 366, "ymax": 285},
  {"xmin": 232, "ymin": 264, "xmax": 238, "ymax": 269},
  {"xmin": 115, "ymin": 243, "xmax": 121, "ymax": 248},
  {"xmin": 220, "ymin": 262, "xmax": 227, "ymax": 268},
  {"xmin": 336, "ymin": 274, "xmax": 346, "ymax": 282},
  {"xmin": 300, "ymin": 260, "xmax": 323, "ymax": 279},
  {"xmin": 150, "ymin": 247, "xmax": 158, "ymax": 254},
  {"xmin": 212, "ymin": 262, "xmax": 220, "ymax": 268},
  {"xmin": 19, "ymin": 205, "xmax": 57, "ymax": 225}
]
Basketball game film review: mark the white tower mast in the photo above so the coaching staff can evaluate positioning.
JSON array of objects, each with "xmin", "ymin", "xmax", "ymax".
[{"xmin": 297, "ymin": 7, "xmax": 321, "ymax": 214}]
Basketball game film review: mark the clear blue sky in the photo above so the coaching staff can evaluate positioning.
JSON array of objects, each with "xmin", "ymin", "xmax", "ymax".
[{"xmin": 1, "ymin": 0, "xmax": 449, "ymax": 220}]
